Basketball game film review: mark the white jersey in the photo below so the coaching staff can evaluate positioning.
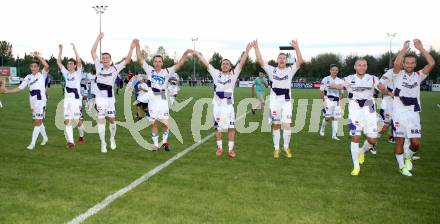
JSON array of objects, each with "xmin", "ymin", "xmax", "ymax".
[
  {"xmin": 379, "ymin": 69, "xmax": 395, "ymax": 102},
  {"xmin": 208, "ymin": 65, "xmax": 241, "ymax": 105},
  {"xmin": 263, "ymin": 63, "xmax": 299, "ymax": 100},
  {"xmin": 19, "ymin": 70, "xmax": 48, "ymax": 102},
  {"xmin": 392, "ymin": 70, "xmax": 427, "ymax": 112},
  {"xmin": 61, "ymin": 67, "xmax": 83, "ymax": 99},
  {"xmin": 320, "ymin": 75, "xmax": 343, "ymax": 101},
  {"xmin": 343, "ymin": 74, "xmax": 379, "ymax": 101},
  {"xmin": 94, "ymin": 58, "xmax": 125, "ymax": 99},
  {"xmin": 142, "ymin": 62, "xmax": 177, "ymax": 100}
]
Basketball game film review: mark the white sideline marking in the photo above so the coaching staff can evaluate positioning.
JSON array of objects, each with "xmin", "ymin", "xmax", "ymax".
[{"xmin": 66, "ymin": 111, "xmax": 250, "ymax": 224}]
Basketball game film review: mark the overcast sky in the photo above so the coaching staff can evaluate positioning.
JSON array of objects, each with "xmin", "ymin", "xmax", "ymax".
[{"xmin": 2, "ymin": 0, "xmax": 439, "ymax": 63}]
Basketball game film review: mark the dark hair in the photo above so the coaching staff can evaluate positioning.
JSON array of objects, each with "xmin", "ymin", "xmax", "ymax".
[
  {"xmin": 355, "ymin": 58, "xmax": 367, "ymax": 64},
  {"xmin": 329, "ymin": 64, "xmax": 339, "ymax": 69},
  {"xmin": 67, "ymin": 58, "xmax": 77, "ymax": 65},
  {"xmin": 91, "ymin": 67, "xmax": 96, "ymax": 75},
  {"xmin": 30, "ymin": 60, "xmax": 40, "ymax": 66},
  {"xmin": 153, "ymin": 55, "xmax": 163, "ymax": 61},
  {"xmin": 102, "ymin": 52, "xmax": 112, "ymax": 59},
  {"xmin": 221, "ymin": 59, "xmax": 232, "ymax": 66},
  {"xmin": 403, "ymin": 53, "xmax": 417, "ymax": 62}
]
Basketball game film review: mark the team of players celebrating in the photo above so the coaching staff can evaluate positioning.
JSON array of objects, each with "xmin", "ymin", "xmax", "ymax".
[{"xmin": 0, "ymin": 34, "xmax": 435, "ymax": 177}]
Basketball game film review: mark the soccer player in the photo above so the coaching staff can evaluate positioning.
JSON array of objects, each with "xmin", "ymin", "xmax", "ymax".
[
  {"xmin": 319, "ymin": 64, "xmax": 344, "ymax": 140},
  {"xmin": 134, "ymin": 39, "xmax": 192, "ymax": 151},
  {"xmin": 253, "ymin": 39, "xmax": 304, "ymax": 158},
  {"xmin": 193, "ymin": 43, "xmax": 252, "ymax": 158},
  {"xmin": 0, "ymin": 52, "xmax": 49, "ymax": 150},
  {"xmin": 333, "ymin": 59, "xmax": 380, "ymax": 176},
  {"xmin": 251, "ymin": 72, "xmax": 268, "ymax": 114},
  {"xmin": 136, "ymin": 75, "xmax": 150, "ymax": 120},
  {"xmin": 383, "ymin": 40, "xmax": 435, "ymax": 176},
  {"xmin": 167, "ymin": 74, "xmax": 180, "ymax": 107},
  {"xmin": 91, "ymin": 32, "xmax": 135, "ymax": 153},
  {"xmin": 56, "ymin": 43, "xmax": 86, "ymax": 148}
]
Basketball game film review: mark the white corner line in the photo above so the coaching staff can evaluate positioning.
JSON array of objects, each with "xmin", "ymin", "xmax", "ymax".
[{"xmin": 66, "ymin": 110, "xmax": 250, "ymax": 224}]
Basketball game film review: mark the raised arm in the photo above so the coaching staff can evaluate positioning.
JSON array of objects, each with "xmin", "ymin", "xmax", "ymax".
[
  {"xmin": 123, "ymin": 40, "xmax": 136, "ymax": 65},
  {"xmin": 57, "ymin": 44, "xmax": 64, "ymax": 69},
  {"xmin": 0, "ymin": 79, "xmax": 22, "ymax": 94},
  {"xmin": 236, "ymin": 43, "xmax": 252, "ymax": 71},
  {"xmin": 91, "ymin": 32, "xmax": 104, "ymax": 62},
  {"xmin": 134, "ymin": 39, "xmax": 144, "ymax": 66},
  {"xmin": 175, "ymin": 49, "xmax": 194, "ymax": 71},
  {"xmin": 252, "ymin": 39, "xmax": 265, "ymax": 66},
  {"xmin": 393, "ymin": 40, "xmax": 410, "ymax": 74},
  {"xmin": 33, "ymin": 52, "xmax": 49, "ymax": 72},
  {"xmin": 193, "ymin": 51, "xmax": 210, "ymax": 69},
  {"xmin": 290, "ymin": 39, "xmax": 304, "ymax": 68},
  {"xmin": 71, "ymin": 43, "xmax": 82, "ymax": 69},
  {"xmin": 413, "ymin": 39, "xmax": 436, "ymax": 75}
]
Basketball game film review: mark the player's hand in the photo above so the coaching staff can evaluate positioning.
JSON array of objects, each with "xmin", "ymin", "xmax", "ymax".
[
  {"xmin": 402, "ymin": 40, "xmax": 410, "ymax": 52},
  {"xmin": 413, "ymin": 39, "xmax": 424, "ymax": 51},
  {"xmin": 133, "ymin": 39, "xmax": 140, "ymax": 46},
  {"xmin": 32, "ymin": 51, "xmax": 41, "ymax": 58},
  {"xmin": 98, "ymin": 32, "xmax": 104, "ymax": 40},
  {"xmin": 290, "ymin": 39, "xmax": 299, "ymax": 49},
  {"xmin": 184, "ymin": 49, "xmax": 194, "ymax": 55},
  {"xmin": 59, "ymin": 44, "xmax": 63, "ymax": 51},
  {"xmin": 245, "ymin": 43, "xmax": 252, "ymax": 53},
  {"xmin": 130, "ymin": 40, "xmax": 136, "ymax": 49},
  {"xmin": 251, "ymin": 39, "xmax": 259, "ymax": 49},
  {"xmin": 71, "ymin": 43, "xmax": 76, "ymax": 49}
]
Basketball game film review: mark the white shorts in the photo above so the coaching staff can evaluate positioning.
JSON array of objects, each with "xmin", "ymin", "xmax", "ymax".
[
  {"xmin": 269, "ymin": 95, "xmax": 292, "ymax": 124},
  {"xmin": 393, "ymin": 109, "xmax": 421, "ymax": 138},
  {"xmin": 64, "ymin": 98, "xmax": 82, "ymax": 120},
  {"xmin": 96, "ymin": 97, "xmax": 116, "ymax": 118},
  {"xmin": 213, "ymin": 103, "xmax": 235, "ymax": 130},
  {"xmin": 30, "ymin": 100, "xmax": 46, "ymax": 120},
  {"xmin": 348, "ymin": 101, "xmax": 378, "ymax": 138},
  {"xmin": 380, "ymin": 97, "xmax": 393, "ymax": 125},
  {"xmin": 148, "ymin": 98, "xmax": 169, "ymax": 121},
  {"xmin": 323, "ymin": 98, "xmax": 342, "ymax": 118}
]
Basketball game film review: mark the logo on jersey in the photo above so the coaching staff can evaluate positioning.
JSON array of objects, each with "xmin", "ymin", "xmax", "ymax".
[
  {"xmin": 402, "ymin": 82, "xmax": 418, "ymax": 89},
  {"xmin": 67, "ymin": 77, "xmax": 75, "ymax": 81},
  {"xmin": 273, "ymin": 75, "xmax": 288, "ymax": 81},
  {"xmin": 217, "ymin": 79, "xmax": 232, "ymax": 85},
  {"xmin": 29, "ymin": 78, "xmax": 39, "ymax": 86},
  {"xmin": 99, "ymin": 73, "xmax": 113, "ymax": 77},
  {"xmin": 151, "ymin": 75, "xmax": 165, "ymax": 85}
]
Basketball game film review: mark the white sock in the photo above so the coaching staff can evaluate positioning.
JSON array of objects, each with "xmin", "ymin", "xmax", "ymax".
[
  {"xmin": 97, "ymin": 123, "xmax": 106, "ymax": 144},
  {"xmin": 273, "ymin": 129, "xmax": 280, "ymax": 150},
  {"xmin": 332, "ymin": 120, "xmax": 338, "ymax": 137},
  {"xmin": 350, "ymin": 142, "xmax": 360, "ymax": 169},
  {"xmin": 228, "ymin": 141, "xmax": 234, "ymax": 151},
  {"xmin": 31, "ymin": 126, "xmax": 41, "ymax": 145},
  {"xmin": 40, "ymin": 123, "xmax": 48, "ymax": 141},
  {"xmin": 0, "ymin": 100, "xmax": 3, "ymax": 108},
  {"xmin": 320, "ymin": 118, "xmax": 327, "ymax": 132},
  {"xmin": 395, "ymin": 154, "xmax": 405, "ymax": 169},
  {"xmin": 216, "ymin": 140, "xmax": 222, "ymax": 149},
  {"xmin": 403, "ymin": 138, "xmax": 411, "ymax": 157},
  {"xmin": 360, "ymin": 140, "xmax": 372, "ymax": 154},
  {"xmin": 78, "ymin": 124, "xmax": 84, "ymax": 138},
  {"xmin": 283, "ymin": 129, "xmax": 291, "ymax": 150},
  {"xmin": 162, "ymin": 131, "xmax": 169, "ymax": 144},
  {"xmin": 109, "ymin": 123, "xmax": 116, "ymax": 140},
  {"xmin": 152, "ymin": 133, "xmax": 159, "ymax": 147},
  {"xmin": 65, "ymin": 125, "xmax": 74, "ymax": 143}
]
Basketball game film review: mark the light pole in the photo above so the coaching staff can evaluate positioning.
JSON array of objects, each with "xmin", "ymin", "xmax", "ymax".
[
  {"xmin": 191, "ymin": 37, "xmax": 198, "ymax": 79},
  {"xmin": 92, "ymin": 5, "xmax": 108, "ymax": 60},
  {"xmin": 386, "ymin": 33, "xmax": 397, "ymax": 68}
]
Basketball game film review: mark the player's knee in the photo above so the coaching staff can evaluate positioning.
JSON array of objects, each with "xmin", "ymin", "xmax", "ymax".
[
  {"xmin": 410, "ymin": 140, "xmax": 421, "ymax": 150},
  {"xmin": 64, "ymin": 120, "xmax": 70, "ymax": 125}
]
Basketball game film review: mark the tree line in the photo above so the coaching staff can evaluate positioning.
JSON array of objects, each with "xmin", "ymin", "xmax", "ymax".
[{"xmin": 1, "ymin": 40, "xmax": 439, "ymax": 81}]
